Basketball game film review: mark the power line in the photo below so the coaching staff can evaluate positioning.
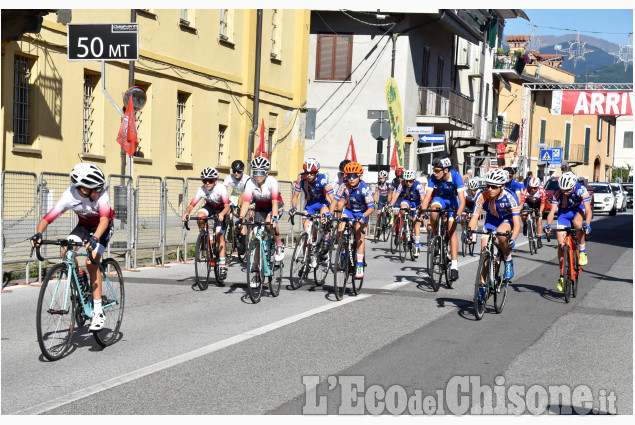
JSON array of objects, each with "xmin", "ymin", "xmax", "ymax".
[{"xmin": 514, "ymin": 20, "xmax": 632, "ymax": 36}]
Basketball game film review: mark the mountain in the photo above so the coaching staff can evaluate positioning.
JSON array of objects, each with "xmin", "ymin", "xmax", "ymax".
[
  {"xmin": 538, "ymin": 34, "xmax": 620, "ymax": 54},
  {"xmin": 575, "ymin": 63, "xmax": 634, "ymax": 84}
]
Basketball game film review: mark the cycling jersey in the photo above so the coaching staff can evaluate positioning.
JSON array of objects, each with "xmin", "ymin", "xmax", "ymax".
[
  {"xmin": 294, "ymin": 172, "xmax": 333, "ymax": 204},
  {"xmin": 243, "ymin": 175, "xmax": 280, "ymax": 210},
  {"xmin": 393, "ymin": 181, "xmax": 425, "ymax": 206},
  {"xmin": 550, "ymin": 182, "xmax": 591, "ymax": 212},
  {"xmin": 505, "ymin": 179, "xmax": 524, "ymax": 194},
  {"xmin": 389, "ymin": 177, "xmax": 405, "ymax": 204},
  {"xmin": 521, "ymin": 187, "xmax": 547, "ymax": 206},
  {"xmin": 464, "ymin": 190, "xmax": 478, "ymax": 210},
  {"xmin": 189, "ymin": 184, "xmax": 230, "ymax": 211},
  {"xmin": 473, "ymin": 188, "xmax": 521, "ymax": 220},
  {"xmin": 426, "ymin": 169, "xmax": 465, "ymax": 199},
  {"xmin": 43, "ymin": 186, "xmax": 114, "ymax": 227},
  {"xmin": 223, "ymin": 174, "xmax": 250, "ymax": 204},
  {"xmin": 375, "ymin": 181, "xmax": 390, "ymax": 199},
  {"xmin": 334, "ymin": 181, "xmax": 374, "ymax": 213},
  {"xmin": 331, "ymin": 172, "xmax": 346, "ymax": 195}
]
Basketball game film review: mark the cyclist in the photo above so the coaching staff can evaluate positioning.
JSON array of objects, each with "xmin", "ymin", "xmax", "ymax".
[
  {"xmin": 520, "ymin": 177, "xmax": 547, "ymax": 248},
  {"xmin": 182, "ymin": 167, "xmax": 231, "ymax": 280},
  {"xmin": 374, "ymin": 170, "xmax": 390, "ymax": 212},
  {"xmin": 223, "ymin": 159, "xmax": 250, "ymax": 255},
  {"xmin": 420, "ymin": 155, "xmax": 466, "ymax": 281},
  {"xmin": 462, "ymin": 178, "xmax": 480, "ymax": 245},
  {"xmin": 387, "ymin": 167, "xmax": 405, "ymax": 226},
  {"xmin": 289, "ymin": 158, "xmax": 334, "ymax": 257},
  {"xmin": 389, "ymin": 169, "xmax": 425, "ymax": 257},
  {"xmin": 237, "ymin": 156, "xmax": 285, "ymax": 262},
  {"xmin": 331, "ymin": 159, "xmax": 351, "ymax": 194},
  {"xmin": 505, "ymin": 166, "xmax": 523, "ymax": 200},
  {"xmin": 544, "ymin": 171, "xmax": 592, "ymax": 292},
  {"xmin": 30, "ymin": 163, "xmax": 114, "ymax": 331},
  {"xmin": 329, "ymin": 161, "xmax": 375, "ymax": 278},
  {"xmin": 465, "ymin": 168, "xmax": 521, "ymax": 288}
]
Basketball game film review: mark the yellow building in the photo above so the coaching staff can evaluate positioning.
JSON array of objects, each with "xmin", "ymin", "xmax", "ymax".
[{"xmin": 2, "ymin": 9, "xmax": 310, "ymax": 182}]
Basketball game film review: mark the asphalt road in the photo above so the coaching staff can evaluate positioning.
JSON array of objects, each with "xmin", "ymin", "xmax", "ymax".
[{"xmin": 1, "ymin": 211, "xmax": 632, "ymax": 415}]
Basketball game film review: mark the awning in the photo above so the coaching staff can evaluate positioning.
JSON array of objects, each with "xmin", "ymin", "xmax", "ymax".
[
  {"xmin": 494, "ymin": 9, "xmax": 530, "ymax": 21},
  {"xmin": 439, "ymin": 9, "xmax": 483, "ymax": 45}
]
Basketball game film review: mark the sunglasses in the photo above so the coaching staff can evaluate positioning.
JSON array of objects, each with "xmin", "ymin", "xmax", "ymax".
[
  {"xmin": 306, "ymin": 171, "xmax": 318, "ymax": 176},
  {"xmin": 202, "ymin": 179, "xmax": 216, "ymax": 184},
  {"xmin": 232, "ymin": 169, "xmax": 243, "ymax": 174},
  {"xmin": 433, "ymin": 168, "xmax": 443, "ymax": 173},
  {"xmin": 253, "ymin": 170, "xmax": 267, "ymax": 176},
  {"xmin": 406, "ymin": 179, "xmax": 415, "ymax": 183},
  {"xmin": 345, "ymin": 173, "xmax": 361, "ymax": 179},
  {"xmin": 487, "ymin": 184, "xmax": 502, "ymax": 189},
  {"xmin": 91, "ymin": 186, "xmax": 104, "ymax": 193}
]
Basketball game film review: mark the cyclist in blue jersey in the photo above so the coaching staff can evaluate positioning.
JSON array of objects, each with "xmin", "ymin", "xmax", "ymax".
[
  {"xmin": 329, "ymin": 161, "xmax": 375, "ymax": 278},
  {"xmin": 389, "ymin": 170, "xmax": 426, "ymax": 257},
  {"xmin": 388, "ymin": 167, "xmax": 405, "ymax": 226},
  {"xmin": 465, "ymin": 168, "xmax": 521, "ymax": 295},
  {"xmin": 505, "ymin": 167, "xmax": 524, "ymax": 200},
  {"xmin": 419, "ymin": 155, "xmax": 466, "ymax": 281},
  {"xmin": 544, "ymin": 172, "xmax": 592, "ymax": 292}
]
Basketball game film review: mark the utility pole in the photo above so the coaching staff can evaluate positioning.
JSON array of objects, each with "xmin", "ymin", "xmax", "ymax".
[{"xmin": 247, "ymin": 10, "xmax": 263, "ymax": 174}]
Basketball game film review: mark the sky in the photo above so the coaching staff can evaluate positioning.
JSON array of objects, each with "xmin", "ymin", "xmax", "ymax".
[{"xmin": 503, "ymin": 9, "xmax": 634, "ymax": 46}]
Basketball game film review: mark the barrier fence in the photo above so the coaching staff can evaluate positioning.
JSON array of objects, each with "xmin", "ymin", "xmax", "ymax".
[{"xmin": 1, "ymin": 170, "xmax": 386, "ymax": 284}]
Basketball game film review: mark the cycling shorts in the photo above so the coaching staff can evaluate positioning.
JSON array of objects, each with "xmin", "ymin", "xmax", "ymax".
[
  {"xmin": 430, "ymin": 196, "xmax": 459, "ymax": 220},
  {"xmin": 199, "ymin": 205, "xmax": 228, "ymax": 234},
  {"xmin": 483, "ymin": 214, "xmax": 514, "ymax": 232},
  {"xmin": 303, "ymin": 201, "xmax": 329, "ymax": 218},
  {"xmin": 254, "ymin": 207, "xmax": 284, "ymax": 223},
  {"xmin": 342, "ymin": 208, "xmax": 368, "ymax": 224},
  {"xmin": 400, "ymin": 199, "xmax": 421, "ymax": 210},
  {"xmin": 557, "ymin": 208, "xmax": 584, "ymax": 228},
  {"xmin": 68, "ymin": 222, "xmax": 114, "ymax": 256}
]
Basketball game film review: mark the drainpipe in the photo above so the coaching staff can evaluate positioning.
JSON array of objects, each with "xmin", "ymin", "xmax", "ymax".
[{"xmin": 247, "ymin": 9, "xmax": 263, "ymax": 174}]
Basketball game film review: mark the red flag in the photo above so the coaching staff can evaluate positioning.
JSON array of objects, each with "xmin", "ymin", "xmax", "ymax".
[
  {"xmin": 345, "ymin": 136, "xmax": 357, "ymax": 162},
  {"xmin": 389, "ymin": 143, "xmax": 398, "ymax": 170},
  {"xmin": 116, "ymin": 95, "xmax": 138, "ymax": 157},
  {"xmin": 254, "ymin": 118, "xmax": 267, "ymax": 159}
]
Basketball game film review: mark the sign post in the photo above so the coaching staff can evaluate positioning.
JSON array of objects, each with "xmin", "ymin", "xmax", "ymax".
[{"xmin": 368, "ymin": 109, "xmax": 390, "ymax": 173}]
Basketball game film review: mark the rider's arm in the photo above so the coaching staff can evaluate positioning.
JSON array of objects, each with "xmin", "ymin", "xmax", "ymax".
[
  {"xmin": 583, "ymin": 199, "xmax": 593, "ymax": 225},
  {"xmin": 546, "ymin": 202, "xmax": 557, "ymax": 227},
  {"xmin": 511, "ymin": 214, "xmax": 521, "ymax": 242},
  {"xmin": 291, "ymin": 189, "xmax": 300, "ymax": 209},
  {"xmin": 92, "ymin": 216, "xmax": 110, "ymax": 240},
  {"xmin": 183, "ymin": 188, "xmax": 203, "ymax": 220},
  {"xmin": 421, "ymin": 188, "xmax": 433, "ymax": 211},
  {"xmin": 456, "ymin": 189, "xmax": 466, "ymax": 217},
  {"xmin": 468, "ymin": 193, "xmax": 484, "ymax": 230}
]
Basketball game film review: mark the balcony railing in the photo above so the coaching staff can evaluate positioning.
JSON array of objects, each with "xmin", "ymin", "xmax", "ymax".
[
  {"xmin": 493, "ymin": 53, "xmax": 526, "ymax": 74},
  {"xmin": 455, "ymin": 113, "xmax": 487, "ymax": 141},
  {"xmin": 492, "ymin": 121, "xmax": 519, "ymax": 140},
  {"xmin": 570, "ymin": 144, "xmax": 586, "ymax": 164},
  {"xmin": 417, "ymin": 87, "xmax": 473, "ymax": 125}
]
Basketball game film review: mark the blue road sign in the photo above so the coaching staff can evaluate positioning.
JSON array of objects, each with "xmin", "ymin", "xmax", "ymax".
[
  {"xmin": 540, "ymin": 149, "xmax": 552, "ymax": 162},
  {"xmin": 551, "ymin": 148, "xmax": 562, "ymax": 165},
  {"xmin": 419, "ymin": 134, "xmax": 445, "ymax": 143}
]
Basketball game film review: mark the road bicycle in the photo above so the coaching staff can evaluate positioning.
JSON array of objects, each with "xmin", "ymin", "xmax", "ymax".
[
  {"xmin": 289, "ymin": 211, "xmax": 333, "ymax": 289},
  {"xmin": 33, "ymin": 240, "xmax": 124, "ymax": 361},
  {"xmin": 524, "ymin": 206, "xmax": 540, "ymax": 255},
  {"xmin": 374, "ymin": 205, "xmax": 391, "ymax": 242},
  {"xmin": 421, "ymin": 208, "xmax": 455, "ymax": 291},
  {"xmin": 397, "ymin": 207, "xmax": 417, "ymax": 263},
  {"xmin": 332, "ymin": 216, "xmax": 365, "ymax": 301},
  {"xmin": 471, "ymin": 229, "xmax": 511, "ymax": 320},
  {"xmin": 389, "ymin": 207, "xmax": 402, "ymax": 255},
  {"xmin": 226, "ymin": 205, "xmax": 246, "ymax": 263},
  {"xmin": 546, "ymin": 227, "xmax": 582, "ymax": 303},
  {"xmin": 244, "ymin": 220, "xmax": 284, "ymax": 303},
  {"xmin": 185, "ymin": 215, "xmax": 225, "ymax": 290},
  {"xmin": 461, "ymin": 210, "xmax": 476, "ymax": 257}
]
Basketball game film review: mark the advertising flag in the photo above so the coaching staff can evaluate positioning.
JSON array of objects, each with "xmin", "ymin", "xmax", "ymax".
[
  {"xmin": 116, "ymin": 95, "xmax": 138, "ymax": 157},
  {"xmin": 385, "ymin": 78, "xmax": 404, "ymax": 168}
]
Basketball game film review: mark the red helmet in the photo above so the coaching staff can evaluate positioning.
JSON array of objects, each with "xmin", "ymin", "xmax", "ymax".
[{"xmin": 395, "ymin": 167, "xmax": 404, "ymax": 177}]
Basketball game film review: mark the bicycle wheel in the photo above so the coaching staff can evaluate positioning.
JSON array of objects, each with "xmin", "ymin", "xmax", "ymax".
[
  {"xmin": 236, "ymin": 229, "xmax": 246, "ymax": 263},
  {"xmin": 426, "ymin": 234, "xmax": 435, "ymax": 279},
  {"xmin": 225, "ymin": 223, "xmax": 235, "ymax": 263},
  {"xmin": 313, "ymin": 240, "xmax": 331, "ymax": 286},
  {"xmin": 443, "ymin": 244, "xmax": 452, "ymax": 289},
  {"xmin": 93, "ymin": 258, "xmax": 125, "ymax": 347},
  {"xmin": 212, "ymin": 244, "xmax": 225, "ymax": 287},
  {"xmin": 351, "ymin": 254, "xmax": 364, "ymax": 295},
  {"xmin": 246, "ymin": 238, "xmax": 264, "ymax": 303},
  {"xmin": 333, "ymin": 237, "xmax": 349, "ymax": 301},
  {"xmin": 289, "ymin": 232, "xmax": 310, "ymax": 290},
  {"xmin": 382, "ymin": 214, "xmax": 390, "ymax": 242},
  {"xmin": 408, "ymin": 230, "xmax": 416, "ymax": 261},
  {"xmin": 194, "ymin": 233, "xmax": 210, "ymax": 291},
  {"xmin": 493, "ymin": 252, "xmax": 508, "ymax": 314},
  {"xmin": 563, "ymin": 244, "xmax": 574, "ymax": 303},
  {"xmin": 461, "ymin": 219, "xmax": 467, "ymax": 257},
  {"xmin": 390, "ymin": 217, "xmax": 400, "ymax": 254},
  {"xmin": 269, "ymin": 250, "xmax": 283, "ymax": 297},
  {"xmin": 473, "ymin": 252, "xmax": 490, "ymax": 320},
  {"xmin": 528, "ymin": 220, "xmax": 536, "ymax": 255},
  {"xmin": 374, "ymin": 213, "xmax": 382, "ymax": 241},
  {"xmin": 398, "ymin": 224, "xmax": 406, "ymax": 263},
  {"xmin": 572, "ymin": 248, "xmax": 579, "ymax": 298},
  {"xmin": 37, "ymin": 263, "xmax": 74, "ymax": 361},
  {"xmin": 430, "ymin": 236, "xmax": 443, "ymax": 292}
]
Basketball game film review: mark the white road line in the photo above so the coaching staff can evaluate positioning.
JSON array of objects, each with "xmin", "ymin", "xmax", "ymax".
[{"xmin": 12, "ymin": 294, "xmax": 371, "ymax": 415}]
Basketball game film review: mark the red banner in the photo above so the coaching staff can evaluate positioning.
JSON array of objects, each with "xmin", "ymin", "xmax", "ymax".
[
  {"xmin": 557, "ymin": 90, "xmax": 633, "ymax": 116},
  {"xmin": 344, "ymin": 135, "xmax": 357, "ymax": 162},
  {"xmin": 254, "ymin": 118, "xmax": 267, "ymax": 159},
  {"xmin": 389, "ymin": 143, "xmax": 398, "ymax": 170},
  {"xmin": 116, "ymin": 95, "xmax": 138, "ymax": 157}
]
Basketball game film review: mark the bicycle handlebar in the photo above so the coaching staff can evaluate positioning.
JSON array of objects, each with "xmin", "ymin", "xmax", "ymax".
[
  {"xmin": 31, "ymin": 239, "xmax": 91, "ymax": 262},
  {"xmin": 183, "ymin": 214, "xmax": 220, "ymax": 231},
  {"xmin": 471, "ymin": 229, "xmax": 512, "ymax": 239}
]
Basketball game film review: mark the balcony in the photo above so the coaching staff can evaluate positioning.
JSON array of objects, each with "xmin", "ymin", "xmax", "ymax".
[
  {"xmin": 569, "ymin": 144, "xmax": 587, "ymax": 165},
  {"xmin": 493, "ymin": 51, "xmax": 526, "ymax": 78},
  {"xmin": 455, "ymin": 114, "xmax": 493, "ymax": 144},
  {"xmin": 491, "ymin": 121, "xmax": 520, "ymax": 142},
  {"xmin": 416, "ymin": 87, "xmax": 474, "ymax": 131}
]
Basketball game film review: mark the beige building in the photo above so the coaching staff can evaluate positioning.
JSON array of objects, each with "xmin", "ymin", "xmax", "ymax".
[{"xmin": 2, "ymin": 9, "xmax": 310, "ymax": 182}]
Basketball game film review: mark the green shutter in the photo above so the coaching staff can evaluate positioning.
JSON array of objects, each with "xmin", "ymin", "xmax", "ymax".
[
  {"xmin": 488, "ymin": 17, "xmax": 498, "ymax": 48},
  {"xmin": 540, "ymin": 120, "xmax": 546, "ymax": 143},
  {"xmin": 484, "ymin": 84, "xmax": 489, "ymax": 118},
  {"xmin": 564, "ymin": 123, "xmax": 571, "ymax": 160},
  {"xmin": 584, "ymin": 127, "xmax": 590, "ymax": 164}
]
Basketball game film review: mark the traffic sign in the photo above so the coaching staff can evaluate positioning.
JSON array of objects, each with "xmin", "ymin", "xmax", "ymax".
[
  {"xmin": 367, "ymin": 109, "xmax": 388, "ymax": 119},
  {"xmin": 68, "ymin": 23, "xmax": 139, "ymax": 61},
  {"xmin": 419, "ymin": 134, "xmax": 445, "ymax": 143},
  {"xmin": 540, "ymin": 149, "xmax": 552, "ymax": 162},
  {"xmin": 406, "ymin": 126, "xmax": 434, "ymax": 135},
  {"xmin": 370, "ymin": 119, "xmax": 390, "ymax": 140},
  {"xmin": 551, "ymin": 147, "xmax": 562, "ymax": 165},
  {"xmin": 536, "ymin": 143, "xmax": 549, "ymax": 149},
  {"xmin": 417, "ymin": 145, "xmax": 445, "ymax": 154}
]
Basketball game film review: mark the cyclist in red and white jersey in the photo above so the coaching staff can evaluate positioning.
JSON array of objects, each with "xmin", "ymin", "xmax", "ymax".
[
  {"xmin": 182, "ymin": 167, "xmax": 231, "ymax": 279},
  {"xmin": 520, "ymin": 177, "xmax": 547, "ymax": 248},
  {"xmin": 31, "ymin": 163, "xmax": 113, "ymax": 331}
]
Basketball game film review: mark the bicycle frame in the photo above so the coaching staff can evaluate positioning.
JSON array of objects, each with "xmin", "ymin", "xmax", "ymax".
[{"xmin": 247, "ymin": 222, "xmax": 275, "ymax": 277}]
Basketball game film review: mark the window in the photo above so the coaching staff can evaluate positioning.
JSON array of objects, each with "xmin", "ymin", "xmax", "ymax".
[
  {"xmin": 267, "ymin": 128, "xmax": 275, "ymax": 160},
  {"xmin": 180, "ymin": 9, "xmax": 194, "ymax": 26},
  {"xmin": 596, "ymin": 116, "xmax": 602, "ymax": 141},
  {"xmin": 271, "ymin": 9, "xmax": 281, "ymax": 59},
  {"xmin": 316, "ymin": 34, "xmax": 353, "ymax": 81},
  {"xmin": 624, "ymin": 131, "xmax": 633, "ymax": 148},
  {"xmin": 176, "ymin": 92, "xmax": 189, "ymax": 159},
  {"xmin": 606, "ymin": 122, "xmax": 611, "ymax": 156},
  {"xmin": 436, "ymin": 56, "xmax": 444, "ymax": 89},
  {"xmin": 218, "ymin": 125, "xmax": 227, "ymax": 164},
  {"xmin": 13, "ymin": 55, "xmax": 31, "ymax": 145},
  {"xmin": 564, "ymin": 122, "xmax": 571, "ymax": 160},
  {"xmin": 220, "ymin": 9, "xmax": 233, "ymax": 41},
  {"xmin": 484, "ymin": 83, "xmax": 489, "ymax": 118},
  {"xmin": 421, "ymin": 46, "xmax": 431, "ymax": 86},
  {"xmin": 539, "ymin": 119, "xmax": 546, "ymax": 143},
  {"xmin": 82, "ymin": 73, "xmax": 97, "ymax": 153},
  {"xmin": 584, "ymin": 126, "xmax": 591, "ymax": 164}
]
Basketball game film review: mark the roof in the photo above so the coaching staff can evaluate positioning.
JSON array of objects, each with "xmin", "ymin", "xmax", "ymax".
[
  {"xmin": 542, "ymin": 62, "xmax": 575, "ymax": 76},
  {"xmin": 506, "ymin": 35, "xmax": 531, "ymax": 42},
  {"xmin": 494, "ymin": 9, "xmax": 530, "ymax": 21}
]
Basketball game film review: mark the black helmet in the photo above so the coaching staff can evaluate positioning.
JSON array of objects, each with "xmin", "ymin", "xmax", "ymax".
[
  {"xmin": 504, "ymin": 166, "xmax": 515, "ymax": 175},
  {"xmin": 231, "ymin": 160, "xmax": 245, "ymax": 172},
  {"xmin": 339, "ymin": 159, "xmax": 351, "ymax": 172},
  {"xmin": 432, "ymin": 155, "xmax": 452, "ymax": 169}
]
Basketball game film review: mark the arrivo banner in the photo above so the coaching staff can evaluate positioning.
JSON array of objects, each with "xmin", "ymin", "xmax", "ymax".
[{"xmin": 551, "ymin": 90, "xmax": 633, "ymax": 116}]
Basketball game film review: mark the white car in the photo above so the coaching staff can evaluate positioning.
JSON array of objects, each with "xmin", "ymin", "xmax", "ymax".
[
  {"xmin": 588, "ymin": 183, "xmax": 617, "ymax": 215},
  {"xmin": 609, "ymin": 183, "xmax": 628, "ymax": 212}
]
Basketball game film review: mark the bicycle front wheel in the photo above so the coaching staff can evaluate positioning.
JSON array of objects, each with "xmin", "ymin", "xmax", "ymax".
[
  {"xmin": 333, "ymin": 237, "xmax": 349, "ymax": 301},
  {"xmin": 269, "ymin": 254, "xmax": 283, "ymax": 297},
  {"xmin": 430, "ymin": 236, "xmax": 443, "ymax": 292},
  {"xmin": 194, "ymin": 233, "xmax": 210, "ymax": 291},
  {"xmin": 493, "ymin": 252, "xmax": 507, "ymax": 314},
  {"xmin": 473, "ymin": 252, "xmax": 490, "ymax": 320},
  {"xmin": 398, "ymin": 225, "xmax": 406, "ymax": 263},
  {"xmin": 94, "ymin": 258, "xmax": 125, "ymax": 347},
  {"xmin": 563, "ymin": 244, "xmax": 572, "ymax": 303},
  {"xmin": 289, "ymin": 232, "xmax": 310, "ymax": 290},
  {"xmin": 37, "ymin": 263, "xmax": 74, "ymax": 361},
  {"xmin": 461, "ymin": 219, "xmax": 467, "ymax": 257},
  {"xmin": 246, "ymin": 238, "xmax": 264, "ymax": 303},
  {"xmin": 225, "ymin": 223, "xmax": 235, "ymax": 264},
  {"xmin": 313, "ymin": 240, "xmax": 331, "ymax": 286},
  {"xmin": 351, "ymin": 254, "xmax": 364, "ymax": 295},
  {"xmin": 382, "ymin": 215, "xmax": 390, "ymax": 242},
  {"xmin": 390, "ymin": 217, "xmax": 400, "ymax": 254}
]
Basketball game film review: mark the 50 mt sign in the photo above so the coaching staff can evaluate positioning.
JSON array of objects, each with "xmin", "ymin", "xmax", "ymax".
[{"xmin": 68, "ymin": 23, "xmax": 139, "ymax": 61}]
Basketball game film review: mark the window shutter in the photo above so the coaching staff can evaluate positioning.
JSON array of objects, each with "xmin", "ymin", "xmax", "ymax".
[
  {"xmin": 564, "ymin": 123, "xmax": 571, "ymax": 160},
  {"xmin": 317, "ymin": 35, "xmax": 334, "ymax": 80},
  {"xmin": 334, "ymin": 36, "xmax": 350, "ymax": 80},
  {"xmin": 584, "ymin": 127, "xmax": 591, "ymax": 164},
  {"xmin": 540, "ymin": 120, "xmax": 546, "ymax": 143}
]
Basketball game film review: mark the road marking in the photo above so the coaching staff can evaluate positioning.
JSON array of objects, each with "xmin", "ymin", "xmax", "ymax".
[{"xmin": 12, "ymin": 294, "xmax": 371, "ymax": 415}]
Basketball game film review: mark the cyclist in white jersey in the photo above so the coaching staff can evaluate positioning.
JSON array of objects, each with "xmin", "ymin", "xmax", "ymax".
[
  {"xmin": 182, "ymin": 167, "xmax": 231, "ymax": 279},
  {"xmin": 31, "ymin": 163, "xmax": 113, "ymax": 331},
  {"xmin": 223, "ymin": 160, "xmax": 250, "ymax": 255}
]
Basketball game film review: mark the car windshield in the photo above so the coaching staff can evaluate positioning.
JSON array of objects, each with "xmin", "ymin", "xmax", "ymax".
[
  {"xmin": 544, "ymin": 179, "xmax": 559, "ymax": 191},
  {"xmin": 610, "ymin": 185, "xmax": 621, "ymax": 193},
  {"xmin": 624, "ymin": 186, "xmax": 633, "ymax": 194},
  {"xmin": 589, "ymin": 185, "xmax": 611, "ymax": 194}
]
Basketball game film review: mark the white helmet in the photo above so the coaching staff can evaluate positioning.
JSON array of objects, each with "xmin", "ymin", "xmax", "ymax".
[
  {"xmin": 468, "ymin": 178, "xmax": 480, "ymax": 191},
  {"xmin": 69, "ymin": 163, "xmax": 106, "ymax": 189},
  {"xmin": 486, "ymin": 168, "xmax": 506, "ymax": 186},
  {"xmin": 303, "ymin": 157, "xmax": 320, "ymax": 173},
  {"xmin": 378, "ymin": 170, "xmax": 388, "ymax": 179},
  {"xmin": 403, "ymin": 169, "xmax": 416, "ymax": 181},
  {"xmin": 559, "ymin": 172, "xmax": 577, "ymax": 191},
  {"xmin": 251, "ymin": 156, "xmax": 270, "ymax": 171},
  {"xmin": 502, "ymin": 169, "xmax": 510, "ymax": 182},
  {"xmin": 200, "ymin": 167, "xmax": 219, "ymax": 179},
  {"xmin": 528, "ymin": 177, "xmax": 541, "ymax": 188}
]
